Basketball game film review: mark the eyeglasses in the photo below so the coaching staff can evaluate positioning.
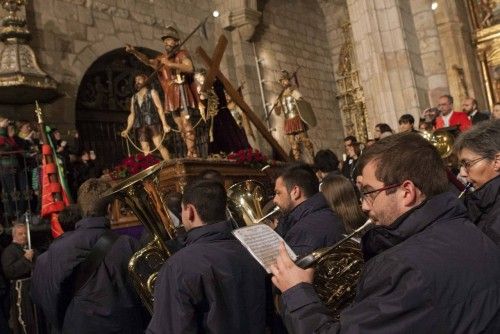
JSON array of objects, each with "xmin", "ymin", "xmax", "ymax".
[
  {"xmin": 459, "ymin": 157, "xmax": 488, "ymax": 171},
  {"xmin": 359, "ymin": 183, "xmax": 401, "ymax": 205}
]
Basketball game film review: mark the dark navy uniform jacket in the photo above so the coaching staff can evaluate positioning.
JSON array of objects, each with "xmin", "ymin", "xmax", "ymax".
[
  {"xmin": 280, "ymin": 192, "xmax": 500, "ymax": 333},
  {"xmin": 465, "ymin": 175, "xmax": 500, "ymax": 246},
  {"xmin": 31, "ymin": 217, "xmax": 147, "ymax": 334},
  {"xmin": 147, "ymin": 220, "xmax": 267, "ymax": 334},
  {"xmin": 277, "ymin": 192, "xmax": 346, "ymax": 257}
]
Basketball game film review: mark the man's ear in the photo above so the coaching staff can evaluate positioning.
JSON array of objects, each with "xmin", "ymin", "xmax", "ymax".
[
  {"xmin": 290, "ymin": 185, "xmax": 302, "ymax": 201},
  {"xmin": 185, "ymin": 203, "xmax": 196, "ymax": 222},
  {"xmin": 400, "ymin": 180, "xmax": 421, "ymax": 207},
  {"xmin": 493, "ymin": 153, "xmax": 500, "ymax": 173}
]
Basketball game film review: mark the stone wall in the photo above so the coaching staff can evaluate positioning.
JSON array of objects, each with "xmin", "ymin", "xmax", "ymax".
[
  {"xmin": 0, "ymin": 0, "xmax": 492, "ymax": 155},
  {"xmin": 1, "ymin": 0, "xmax": 222, "ymax": 137},
  {"xmin": 255, "ymin": 0, "xmax": 344, "ymax": 154}
]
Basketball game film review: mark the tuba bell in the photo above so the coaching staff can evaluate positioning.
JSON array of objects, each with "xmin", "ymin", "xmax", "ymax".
[
  {"xmin": 106, "ymin": 161, "xmax": 176, "ymax": 313},
  {"xmin": 420, "ymin": 129, "xmax": 455, "ymax": 158},
  {"xmin": 227, "ymin": 180, "xmax": 268, "ymax": 227}
]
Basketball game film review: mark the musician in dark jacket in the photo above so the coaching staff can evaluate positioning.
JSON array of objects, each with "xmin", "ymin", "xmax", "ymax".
[
  {"xmin": 1, "ymin": 223, "xmax": 37, "ymax": 334},
  {"xmin": 271, "ymin": 133, "xmax": 500, "ymax": 333},
  {"xmin": 31, "ymin": 178, "xmax": 147, "ymax": 334},
  {"xmin": 147, "ymin": 179, "xmax": 267, "ymax": 334},
  {"xmin": 274, "ymin": 163, "xmax": 345, "ymax": 257},
  {"xmin": 455, "ymin": 119, "xmax": 500, "ymax": 245}
]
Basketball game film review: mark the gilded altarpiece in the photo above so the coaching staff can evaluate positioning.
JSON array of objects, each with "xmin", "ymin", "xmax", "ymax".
[
  {"xmin": 466, "ymin": 0, "xmax": 500, "ymax": 107},
  {"xmin": 335, "ymin": 23, "xmax": 368, "ymax": 142}
]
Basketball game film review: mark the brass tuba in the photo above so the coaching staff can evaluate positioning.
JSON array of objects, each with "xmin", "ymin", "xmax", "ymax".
[
  {"xmin": 106, "ymin": 161, "xmax": 176, "ymax": 313},
  {"xmin": 420, "ymin": 129, "xmax": 455, "ymax": 158},
  {"xmin": 227, "ymin": 180, "xmax": 267, "ymax": 227}
]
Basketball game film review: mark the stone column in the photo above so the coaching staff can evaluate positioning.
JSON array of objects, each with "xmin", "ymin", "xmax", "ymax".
[
  {"xmin": 433, "ymin": 0, "xmax": 487, "ymax": 108},
  {"xmin": 346, "ymin": 0, "xmax": 429, "ymax": 129},
  {"xmin": 215, "ymin": 0, "xmax": 267, "ymax": 151},
  {"xmin": 410, "ymin": 0, "xmax": 449, "ymax": 105}
]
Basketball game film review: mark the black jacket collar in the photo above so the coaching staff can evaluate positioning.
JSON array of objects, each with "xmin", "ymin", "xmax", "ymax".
[
  {"xmin": 467, "ymin": 175, "xmax": 500, "ymax": 212},
  {"xmin": 287, "ymin": 192, "xmax": 329, "ymax": 224},
  {"xmin": 362, "ymin": 191, "xmax": 468, "ymax": 260},
  {"xmin": 185, "ymin": 220, "xmax": 233, "ymax": 246}
]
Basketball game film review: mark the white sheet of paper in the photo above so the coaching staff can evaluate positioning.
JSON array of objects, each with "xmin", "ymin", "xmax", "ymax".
[{"xmin": 232, "ymin": 224, "xmax": 298, "ymax": 273}]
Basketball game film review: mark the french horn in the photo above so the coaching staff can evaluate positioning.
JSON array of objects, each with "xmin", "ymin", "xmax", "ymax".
[
  {"xmin": 296, "ymin": 219, "xmax": 373, "ymax": 320},
  {"xmin": 106, "ymin": 161, "xmax": 176, "ymax": 313}
]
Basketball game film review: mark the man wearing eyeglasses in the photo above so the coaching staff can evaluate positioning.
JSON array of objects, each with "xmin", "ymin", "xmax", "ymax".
[
  {"xmin": 270, "ymin": 132, "xmax": 500, "ymax": 333},
  {"xmin": 455, "ymin": 120, "xmax": 500, "ymax": 245}
]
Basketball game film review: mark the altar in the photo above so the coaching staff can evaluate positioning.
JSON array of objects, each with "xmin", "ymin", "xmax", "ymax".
[{"xmin": 110, "ymin": 158, "xmax": 278, "ymax": 231}]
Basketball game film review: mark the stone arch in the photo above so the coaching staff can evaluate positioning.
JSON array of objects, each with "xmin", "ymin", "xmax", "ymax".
[{"xmin": 75, "ymin": 46, "xmax": 159, "ymax": 168}]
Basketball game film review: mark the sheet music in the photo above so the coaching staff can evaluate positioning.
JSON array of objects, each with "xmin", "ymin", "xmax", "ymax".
[{"xmin": 232, "ymin": 224, "xmax": 297, "ymax": 273}]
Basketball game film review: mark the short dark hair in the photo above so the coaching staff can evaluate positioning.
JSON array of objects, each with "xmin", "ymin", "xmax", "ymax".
[
  {"xmin": 314, "ymin": 149, "xmax": 340, "ymax": 173},
  {"xmin": 77, "ymin": 178, "xmax": 112, "ymax": 217},
  {"xmin": 182, "ymin": 179, "xmax": 227, "ymax": 224},
  {"xmin": 344, "ymin": 136, "xmax": 357, "ymax": 143},
  {"xmin": 358, "ymin": 133, "xmax": 448, "ymax": 198},
  {"xmin": 198, "ymin": 169, "xmax": 224, "ymax": 184},
  {"xmin": 279, "ymin": 163, "xmax": 319, "ymax": 198},
  {"xmin": 375, "ymin": 123, "xmax": 393, "ymax": 133},
  {"xmin": 440, "ymin": 94, "xmax": 453, "ymax": 105},
  {"xmin": 58, "ymin": 204, "xmax": 82, "ymax": 232},
  {"xmin": 454, "ymin": 119, "xmax": 500, "ymax": 160},
  {"xmin": 399, "ymin": 114, "xmax": 415, "ymax": 125}
]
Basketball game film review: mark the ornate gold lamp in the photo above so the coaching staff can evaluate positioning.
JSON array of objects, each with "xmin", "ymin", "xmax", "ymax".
[{"xmin": 0, "ymin": 0, "xmax": 59, "ymax": 104}]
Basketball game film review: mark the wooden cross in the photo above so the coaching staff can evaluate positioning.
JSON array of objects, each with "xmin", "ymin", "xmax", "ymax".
[{"xmin": 197, "ymin": 35, "xmax": 289, "ymax": 161}]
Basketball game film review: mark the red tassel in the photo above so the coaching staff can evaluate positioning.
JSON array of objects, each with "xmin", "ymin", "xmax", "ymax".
[{"xmin": 50, "ymin": 213, "xmax": 64, "ymax": 238}]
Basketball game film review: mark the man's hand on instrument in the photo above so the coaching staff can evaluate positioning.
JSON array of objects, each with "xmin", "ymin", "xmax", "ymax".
[
  {"xmin": 120, "ymin": 129, "xmax": 129, "ymax": 138},
  {"xmin": 270, "ymin": 243, "xmax": 314, "ymax": 293},
  {"xmin": 163, "ymin": 125, "xmax": 171, "ymax": 133},
  {"xmin": 24, "ymin": 249, "xmax": 34, "ymax": 261}
]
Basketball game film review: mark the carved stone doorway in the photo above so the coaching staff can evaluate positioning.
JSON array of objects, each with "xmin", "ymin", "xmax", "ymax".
[{"xmin": 75, "ymin": 48, "xmax": 160, "ymax": 169}]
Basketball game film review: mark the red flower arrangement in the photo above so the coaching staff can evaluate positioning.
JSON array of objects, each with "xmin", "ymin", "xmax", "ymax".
[
  {"xmin": 110, "ymin": 153, "xmax": 160, "ymax": 180},
  {"xmin": 227, "ymin": 148, "xmax": 267, "ymax": 168}
]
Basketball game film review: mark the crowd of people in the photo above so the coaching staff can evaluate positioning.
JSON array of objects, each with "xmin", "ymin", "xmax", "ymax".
[
  {"xmin": 0, "ymin": 90, "xmax": 498, "ymax": 333},
  {"xmin": 0, "ymin": 118, "xmax": 102, "ymax": 227}
]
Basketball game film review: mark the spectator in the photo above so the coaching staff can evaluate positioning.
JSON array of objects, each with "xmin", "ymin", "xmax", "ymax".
[
  {"xmin": 313, "ymin": 149, "xmax": 340, "ymax": 181},
  {"xmin": 435, "ymin": 94, "xmax": 471, "ymax": 132},
  {"xmin": 374, "ymin": 123, "xmax": 393, "ymax": 139},
  {"xmin": 398, "ymin": 114, "xmax": 416, "ymax": 133},
  {"xmin": 341, "ymin": 136, "xmax": 360, "ymax": 182},
  {"xmin": 492, "ymin": 102, "xmax": 500, "ymax": 120},
  {"xmin": 419, "ymin": 121, "xmax": 434, "ymax": 132},
  {"xmin": 421, "ymin": 107, "xmax": 440, "ymax": 124},
  {"xmin": 1, "ymin": 223, "xmax": 38, "ymax": 334},
  {"xmin": 462, "ymin": 97, "xmax": 489, "ymax": 124}
]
